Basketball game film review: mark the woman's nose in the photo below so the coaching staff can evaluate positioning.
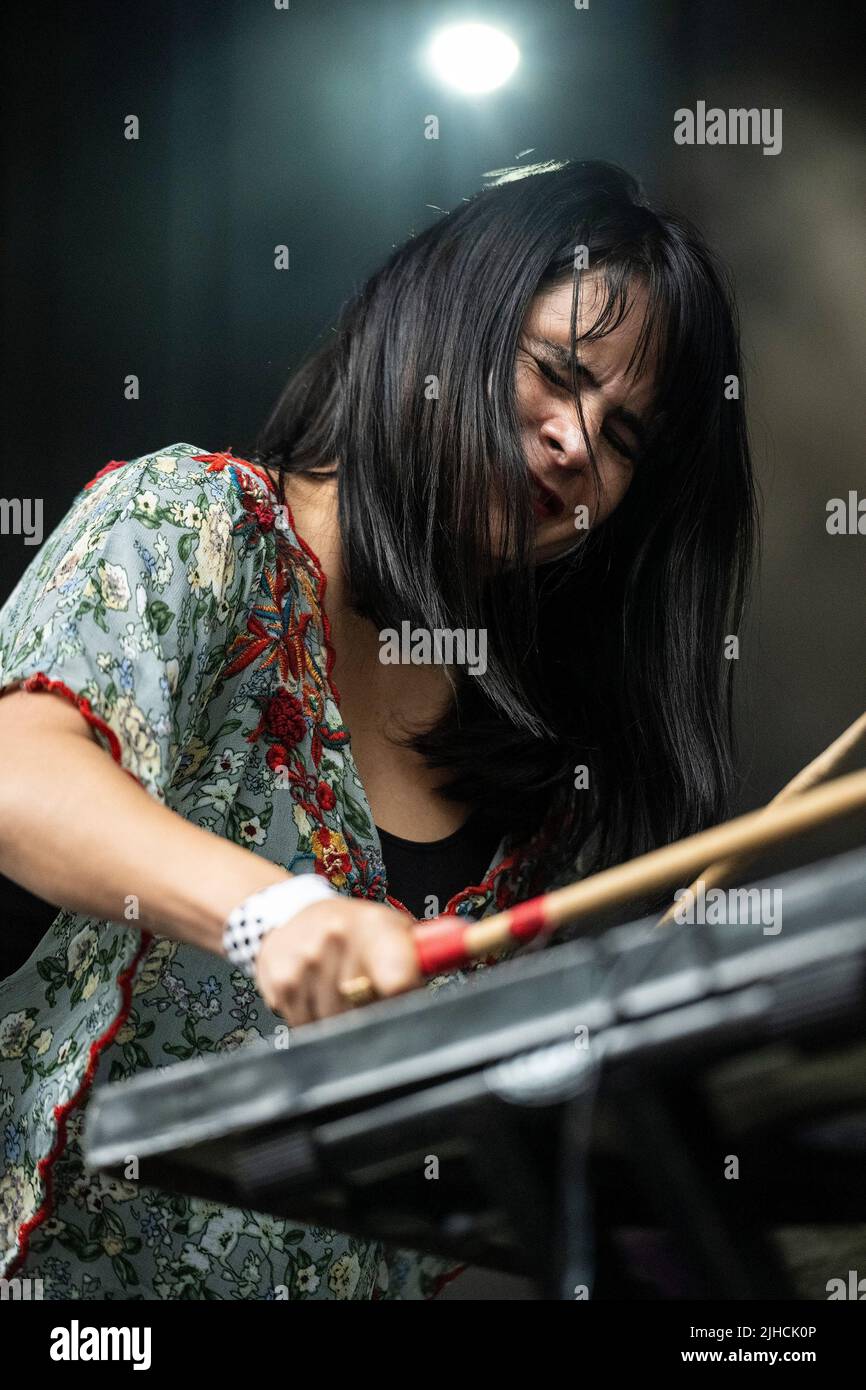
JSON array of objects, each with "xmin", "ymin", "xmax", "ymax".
[{"xmin": 539, "ymin": 409, "xmax": 594, "ymax": 472}]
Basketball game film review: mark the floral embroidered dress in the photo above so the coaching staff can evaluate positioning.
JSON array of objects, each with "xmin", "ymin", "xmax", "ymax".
[{"xmin": 0, "ymin": 442, "xmax": 551, "ymax": 1300}]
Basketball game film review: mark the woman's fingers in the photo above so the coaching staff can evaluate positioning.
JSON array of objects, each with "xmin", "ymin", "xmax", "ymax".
[
  {"xmin": 354, "ymin": 910, "xmax": 423, "ymax": 997},
  {"xmin": 308, "ymin": 928, "xmax": 349, "ymax": 1020},
  {"xmin": 253, "ymin": 897, "xmax": 422, "ymax": 1028}
]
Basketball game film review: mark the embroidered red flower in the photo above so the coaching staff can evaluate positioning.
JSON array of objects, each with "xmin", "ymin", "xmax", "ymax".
[
  {"xmin": 311, "ymin": 827, "xmax": 352, "ymax": 886},
  {"xmin": 195, "ymin": 450, "xmax": 279, "ymax": 499},
  {"xmin": 251, "ymin": 499, "xmax": 276, "ymax": 532},
  {"xmin": 83, "ymin": 459, "xmax": 129, "ymax": 490},
  {"xmin": 265, "ymin": 743, "xmax": 289, "ymax": 773},
  {"xmin": 264, "ymin": 690, "xmax": 307, "ymax": 747},
  {"xmin": 316, "ymin": 782, "xmax": 336, "ymax": 811}
]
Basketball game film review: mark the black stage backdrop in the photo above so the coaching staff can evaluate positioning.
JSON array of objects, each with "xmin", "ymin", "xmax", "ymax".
[{"xmin": 0, "ymin": 0, "xmax": 862, "ymax": 845}]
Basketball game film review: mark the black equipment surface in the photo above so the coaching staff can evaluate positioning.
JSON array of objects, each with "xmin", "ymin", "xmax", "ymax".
[{"xmin": 85, "ymin": 846, "xmax": 866, "ymax": 1299}]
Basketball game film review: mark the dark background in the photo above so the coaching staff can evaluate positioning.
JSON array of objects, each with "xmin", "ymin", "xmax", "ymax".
[
  {"xmin": 0, "ymin": 0, "xmax": 863, "ymax": 1302},
  {"xmin": 2, "ymin": 0, "xmax": 863, "ymax": 813}
]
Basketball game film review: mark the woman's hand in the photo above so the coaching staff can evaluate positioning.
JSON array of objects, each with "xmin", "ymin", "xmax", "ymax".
[{"xmin": 254, "ymin": 896, "xmax": 422, "ymax": 1026}]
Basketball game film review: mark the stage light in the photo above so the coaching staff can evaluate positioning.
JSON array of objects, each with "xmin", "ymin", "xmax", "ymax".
[{"xmin": 427, "ymin": 23, "xmax": 520, "ymax": 95}]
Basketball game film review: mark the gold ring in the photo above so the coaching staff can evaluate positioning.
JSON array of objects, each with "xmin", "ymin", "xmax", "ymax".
[{"xmin": 338, "ymin": 975, "xmax": 377, "ymax": 1008}]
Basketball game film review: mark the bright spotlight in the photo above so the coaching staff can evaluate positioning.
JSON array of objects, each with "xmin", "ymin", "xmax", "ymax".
[{"xmin": 427, "ymin": 23, "xmax": 520, "ymax": 95}]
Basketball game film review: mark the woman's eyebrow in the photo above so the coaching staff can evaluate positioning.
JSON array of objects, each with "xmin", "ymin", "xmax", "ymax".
[{"xmin": 527, "ymin": 335, "xmax": 650, "ymax": 446}]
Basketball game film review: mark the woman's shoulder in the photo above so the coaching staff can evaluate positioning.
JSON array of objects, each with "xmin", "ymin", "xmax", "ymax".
[
  {"xmin": 74, "ymin": 442, "xmax": 278, "ymax": 516},
  {"xmin": 52, "ymin": 441, "xmax": 316, "ymax": 601},
  {"xmin": 63, "ymin": 441, "xmax": 331, "ymax": 681}
]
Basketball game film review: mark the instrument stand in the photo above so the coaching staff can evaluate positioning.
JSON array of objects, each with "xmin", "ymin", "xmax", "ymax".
[
  {"xmin": 477, "ymin": 1042, "xmax": 602, "ymax": 1300},
  {"xmin": 585, "ymin": 1084, "xmax": 797, "ymax": 1301},
  {"xmin": 484, "ymin": 1075, "xmax": 799, "ymax": 1300},
  {"xmin": 549, "ymin": 1088, "xmax": 598, "ymax": 1300}
]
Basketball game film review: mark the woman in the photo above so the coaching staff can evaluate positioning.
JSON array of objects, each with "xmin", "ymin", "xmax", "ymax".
[{"xmin": 0, "ymin": 159, "xmax": 756, "ymax": 1299}]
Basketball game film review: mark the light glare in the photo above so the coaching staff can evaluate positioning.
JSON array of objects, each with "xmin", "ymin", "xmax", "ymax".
[{"xmin": 428, "ymin": 23, "xmax": 520, "ymax": 95}]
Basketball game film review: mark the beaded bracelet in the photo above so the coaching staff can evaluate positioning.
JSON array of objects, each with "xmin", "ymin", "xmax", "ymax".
[{"xmin": 222, "ymin": 875, "xmax": 339, "ymax": 979}]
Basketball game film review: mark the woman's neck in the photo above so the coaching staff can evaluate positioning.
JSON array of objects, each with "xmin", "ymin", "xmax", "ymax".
[
  {"xmin": 277, "ymin": 470, "xmax": 471, "ymax": 838},
  {"xmin": 281, "ymin": 471, "xmax": 458, "ymax": 736}
]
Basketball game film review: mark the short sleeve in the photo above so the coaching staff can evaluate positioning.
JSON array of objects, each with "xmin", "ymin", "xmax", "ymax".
[{"xmin": 0, "ymin": 443, "xmax": 268, "ymax": 802}]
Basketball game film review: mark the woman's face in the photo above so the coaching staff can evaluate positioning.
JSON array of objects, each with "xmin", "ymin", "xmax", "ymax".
[{"xmin": 513, "ymin": 271, "xmax": 659, "ymax": 564}]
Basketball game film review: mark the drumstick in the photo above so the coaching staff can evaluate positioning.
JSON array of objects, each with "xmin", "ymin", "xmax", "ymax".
[
  {"xmin": 337, "ymin": 766, "xmax": 866, "ymax": 1005},
  {"xmin": 656, "ymin": 710, "xmax": 866, "ymax": 926}
]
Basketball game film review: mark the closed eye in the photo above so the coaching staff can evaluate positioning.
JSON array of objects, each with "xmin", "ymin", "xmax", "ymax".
[{"xmin": 529, "ymin": 353, "xmax": 643, "ymax": 464}]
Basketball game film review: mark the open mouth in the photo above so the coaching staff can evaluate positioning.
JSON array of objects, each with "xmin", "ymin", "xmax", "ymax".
[{"xmin": 530, "ymin": 474, "xmax": 565, "ymax": 520}]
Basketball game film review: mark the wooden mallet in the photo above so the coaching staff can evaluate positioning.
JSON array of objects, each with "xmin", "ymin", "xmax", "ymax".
[{"xmin": 338, "ymin": 752, "xmax": 866, "ymax": 1006}]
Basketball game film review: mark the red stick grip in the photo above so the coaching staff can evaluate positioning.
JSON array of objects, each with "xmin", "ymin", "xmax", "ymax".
[
  {"xmin": 413, "ymin": 895, "xmax": 549, "ymax": 977},
  {"xmin": 505, "ymin": 896, "xmax": 548, "ymax": 941},
  {"xmin": 414, "ymin": 919, "xmax": 471, "ymax": 975}
]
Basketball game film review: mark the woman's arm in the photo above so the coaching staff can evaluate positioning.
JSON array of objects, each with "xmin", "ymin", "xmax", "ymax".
[
  {"xmin": 0, "ymin": 687, "xmax": 288, "ymax": 949},
  {"xmin": 0, "ymin": 688, "xmax": 420, "ymax": 1023}
]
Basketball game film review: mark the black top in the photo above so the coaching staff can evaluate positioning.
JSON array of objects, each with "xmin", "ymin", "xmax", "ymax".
[{"xmin": 376, "ymin": 812, "xmax": 502, "ymax": 919}]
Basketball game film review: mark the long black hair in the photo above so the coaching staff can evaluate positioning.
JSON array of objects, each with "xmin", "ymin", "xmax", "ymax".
[{"xmin": 246, "ymin": 159, "xmax": 759, "ymax": 884}]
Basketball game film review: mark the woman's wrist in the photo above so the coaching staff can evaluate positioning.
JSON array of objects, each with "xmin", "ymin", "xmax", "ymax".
[
  {"xmin": 153, "ymin": 839, "xmax": 294, "ymax": 954},
  {"xmin": 222, "ymin": 874, "xmax": 340, "ymax": 978}
]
